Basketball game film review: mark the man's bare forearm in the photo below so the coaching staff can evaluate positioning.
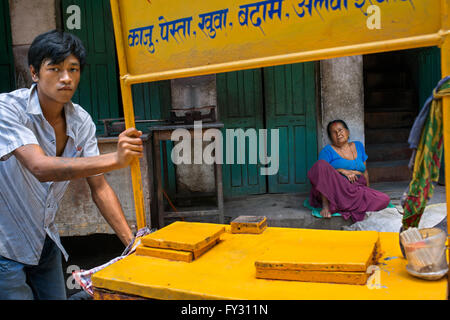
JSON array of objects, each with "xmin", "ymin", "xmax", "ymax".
[
  {"xmin": 88, "ymin": 175, "xmax": 133, "ymax": 246},
  {"xmin": 13, "ymin": 144, "xmax": 124, "ymax": 182},
  {"xmin": 13, "ymin": 128, "xmax": 143, "ymax": 183},
  {"xmin": 34, "ymin": 152, "xmax": 122, "ymax": 182}
]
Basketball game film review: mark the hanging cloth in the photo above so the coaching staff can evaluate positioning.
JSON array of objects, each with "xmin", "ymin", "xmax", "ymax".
[{"xmin": 402, "ymin": 77, "xmax": 450, "ymax": 228}]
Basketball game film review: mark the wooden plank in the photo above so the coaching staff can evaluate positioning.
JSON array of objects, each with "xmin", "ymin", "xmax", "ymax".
[
  {"xmin": 136, "ymin": 245, "xmax": 194, "ymax": 262},
  {"xmin": 140, "ymin": 221, "xmax": 225, "ymax": 251},
  {"xmin": 255, "ymin": 268, "xmax": 370, "ymax": 286}
]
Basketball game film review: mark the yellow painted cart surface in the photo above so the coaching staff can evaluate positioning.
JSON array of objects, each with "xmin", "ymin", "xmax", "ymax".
[
  {"xmin": 92, "ymin": 225, "xmax": 447, "ymax": 300},
  {"xmin": 103, "ymin": 0, "xmax": 450, "ymax": 299}
]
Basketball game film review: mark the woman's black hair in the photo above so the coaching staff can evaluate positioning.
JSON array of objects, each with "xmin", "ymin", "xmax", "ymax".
[
  {"xmin": 28, "ymin": 29, "xmax": 86, "ymax": 74},
  {"xmin": 326, "ymin": 119, "xmax": 349, "ymax": 139}
]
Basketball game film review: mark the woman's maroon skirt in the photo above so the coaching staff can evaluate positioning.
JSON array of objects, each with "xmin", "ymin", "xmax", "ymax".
[{"xmin": 307, "ymin": 160, "xmax": 390, "ymax": 222}]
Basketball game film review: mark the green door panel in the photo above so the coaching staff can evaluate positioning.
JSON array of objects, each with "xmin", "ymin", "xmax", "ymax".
[
  {"xmin": 264, "ymin": 62, "xmax": 317, "ymax": 193},
  {"xmin": 217, "ymin": 68, "xmax": 267, "ymax": 198},
  {"xmin": 131, "ymin": 81, "xmax": 176, "ymax": 196},
  {"xmin": 131, "ymin": 81, "xmax": 171, "ymax": 128},
  {"xmin": 417, "ymin": 46, "xmax": 441, "ymax": 109},
  {"xmin": 0, "ymin": 0, "xmax": 15, "ymax": 93},
  {"xmin": 62, "ymin": 0, "xmax": 120, "ymax": 134},
  {"xmin": 416, "ymin": 46, "xmax": 444, "ymax": 183}
]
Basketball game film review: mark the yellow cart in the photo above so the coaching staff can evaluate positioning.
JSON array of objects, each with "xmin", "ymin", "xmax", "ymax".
[
  {"xmin": 92, "ymin": 0, "xmax": 450, "ymax": 299},
  {"xmin": 92, "ymin": 223, "xmax": 447, "ymax": 299}
]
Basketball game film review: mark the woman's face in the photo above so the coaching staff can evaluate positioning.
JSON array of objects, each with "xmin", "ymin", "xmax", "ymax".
[{"xmin": 329, "ymin": 122, "xmax": 349, "ymax": 146}]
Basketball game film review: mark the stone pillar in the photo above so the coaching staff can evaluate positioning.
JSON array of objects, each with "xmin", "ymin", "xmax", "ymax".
[
  {"xmin": 320, "ymin": 55, "xmax": 365, "ymax": 149},
  {"xmin": 170, "ymin": 75, "xmax": 217, "ymax": 193},
  {"xmin": 9, "ymin": 0, "xmax": 58, "ymax": 88}
]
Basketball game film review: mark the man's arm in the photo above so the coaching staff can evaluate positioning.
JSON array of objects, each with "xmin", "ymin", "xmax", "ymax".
[
  {"xmin": 87, "ymin": 174, "xmax": 133, "ymax": 246},
  {"xmin": 12, "ymin": 128, "xmax": 143, "ymax": 182}
]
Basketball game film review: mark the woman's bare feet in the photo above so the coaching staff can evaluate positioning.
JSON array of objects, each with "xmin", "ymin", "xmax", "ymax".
[
  {"xmin": 320, "ymin": 207, "xmax": 331, "ymax": 218},
  {"xmin": 320, "ymin": 193, "xmax": 332, "ymax": 218}
]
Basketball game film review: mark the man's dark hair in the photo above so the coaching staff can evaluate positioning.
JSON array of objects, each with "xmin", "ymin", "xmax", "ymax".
[
  {"xmin": 327, "ymin": 119, "xmax": 349, "ymax": 139},
  {"xmin": 28, "ymin": 29, "xmax": 86, "ymax": 74}
]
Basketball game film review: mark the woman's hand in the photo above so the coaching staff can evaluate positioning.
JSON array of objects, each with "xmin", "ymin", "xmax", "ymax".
[{"xmin": 337, "ymin": 169, "xmax": 360, "ymax": 183}]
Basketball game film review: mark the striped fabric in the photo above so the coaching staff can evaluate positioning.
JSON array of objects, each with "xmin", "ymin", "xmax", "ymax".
[
  {"xmin": 402, "ymin": 77, "xmax": 450, "ymax": 228},
  {"xmin": 0, "ymin": 84, "xmax": 100, "ymax": 265}
]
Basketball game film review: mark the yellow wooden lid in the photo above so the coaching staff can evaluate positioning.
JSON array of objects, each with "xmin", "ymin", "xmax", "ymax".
[
  {"xmin": 255, "ymin": 231, "xmax": 380, "ymax": 272},
  {"xmin": 140, "ymin": 221, "xmax": 225, "ymax": 252}
]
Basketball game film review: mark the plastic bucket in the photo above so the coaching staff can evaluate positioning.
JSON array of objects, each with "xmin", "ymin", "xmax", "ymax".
[{"xmin": 401, "ymin": 227, "xmax": 448, "ymax": 280}]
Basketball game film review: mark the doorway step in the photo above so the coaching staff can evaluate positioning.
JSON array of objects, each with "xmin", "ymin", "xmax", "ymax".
[{"xmin": 363, "ymin": 52, "xmax": 417, "ymax": 182}]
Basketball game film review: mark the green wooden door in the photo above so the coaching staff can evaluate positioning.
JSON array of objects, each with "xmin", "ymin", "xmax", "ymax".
[
  {"xmin": 416, "ymin": 46, "xmax": 444, "ymax": 183},
  {"xmin": 0, "ymin": 0, "xmax": 15, "ymax": 93},
  {"xmin": 132, "ymin": 82, "xmax": 177, "ymax": 196},
  {"xmin": 418, "ymin": 47, "xmax": 442, "ymax": 108},
  {"xmin": 417, "ymin": 46, "xmax": 441, "ymax": 109},
  {"xmin": 62, "ymin": 0, "xmax": 120, "ymax": 134},
  {"xmin": 217, "ymin": 69, "xmax": 267, "ymax": 197},
  {"xmin": 264, "ymin": 62, "xmax": 317, "ymax": 193},
  {"xmin": 218, "ymin": 64, "xmax": 318, "ymax": 196}
]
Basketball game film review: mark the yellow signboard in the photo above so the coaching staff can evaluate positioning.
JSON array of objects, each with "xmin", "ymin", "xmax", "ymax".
[
  {"xmin": 111, "ymin": 0, "xmax": 443, "ymax": 83},
  {"xmin": 109, "ymin": 0, "xmax": 449, "ymax": 244}
]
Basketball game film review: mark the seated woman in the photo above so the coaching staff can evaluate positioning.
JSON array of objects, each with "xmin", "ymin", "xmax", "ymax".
[{"xmin": 307, "ymin": 119, "xmax": 390, "ymax": 222}]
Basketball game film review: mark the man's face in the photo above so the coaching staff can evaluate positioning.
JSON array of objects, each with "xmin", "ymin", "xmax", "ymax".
[{"xmin": 30, "ymin": 54, "xmax": 81, "ymax": 106}]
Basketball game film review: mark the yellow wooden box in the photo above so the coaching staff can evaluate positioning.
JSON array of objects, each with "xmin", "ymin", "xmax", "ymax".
[
  {"xmin": 255, "ymin": 233, "xmax": 380, "ymax": 273},
  {"xmin": 230, "ymin": 216, "xmax": 267, "ymax": 234},
  {"xmin": 140, "ymin": 221, "xmax": 225, "ymax": 252},
  {"xmin": 254, "ymin": 230, "xmax": 380, "ymax": 285},
  {"xmin": 136, "ymin": 238, "xmax": 221, "ymax": 262}
]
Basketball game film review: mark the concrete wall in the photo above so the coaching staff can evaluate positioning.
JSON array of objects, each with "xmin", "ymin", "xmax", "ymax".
[
  {"xmin": 320, "ymin": 56, "xmax": 365, "ymax": 149},
  {"xmin": 171, "ymin": 75, "xmax": 217, "ymax": 193},
  {"xmin": 9, "ymin": 0, "xmax": 58, "ymax": 88}
]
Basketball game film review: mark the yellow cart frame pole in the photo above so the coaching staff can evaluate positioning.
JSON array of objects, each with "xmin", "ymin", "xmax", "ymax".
[
  {"xmin": 440, "ymin": 0, "xmax": 450, "ymax": 296},
  {"xmin": 110, "ymin": 0, "xmax": 146, "ymax": 230}
]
